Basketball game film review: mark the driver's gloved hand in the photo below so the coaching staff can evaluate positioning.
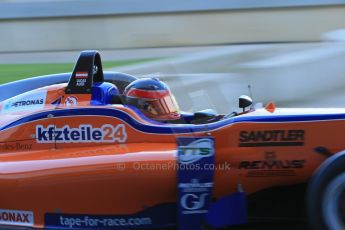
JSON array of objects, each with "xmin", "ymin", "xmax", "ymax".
[
  {"xmin": 191, "ymin": 109, "xmax": 220, "ymax": 124},
  {"xmin": 223, "ymin": 112, "xmax": 237, "ymax": 119}
]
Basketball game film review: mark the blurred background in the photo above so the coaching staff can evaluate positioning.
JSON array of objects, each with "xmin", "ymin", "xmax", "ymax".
[{"xmin": 1, "ymin": 0, "xmax": 345, "ymax": 114}]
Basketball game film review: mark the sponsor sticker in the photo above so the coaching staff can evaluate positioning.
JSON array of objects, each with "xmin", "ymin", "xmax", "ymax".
[
  {"xmin": 0, "ymin": 209, "xmax": 34, "ymax": 227},
  {"xmin": 75, "ymin": 72, "xmax": 88, "ymax": 78},
  {"xmin": 0, "ymin": 90, "xmax": 47, "ymax": 114},
  {"xmin": 178, "ymin": 139, "xmax": 214, "ymax": 164},
  {"xmin": 0, "ymin": 142, "xmax": 32, "ymax": 152},
  {"xmin": 45, "ymin": 213, "xmax": 153, "ymax": 229},
  {"xmin": 179, "ymin": 179, "xmax": 213, "ymax": 215},
  {"xmin": 36, "ymin": 124, "xmax": 127, "ymax": 144},
  {"xmin": 177, "ymin": 137, "xmax": 215, "ymax": 230},
  {"xmin": 238, "ymin": 152, "xmax": 306, "ymax": 177},
  {"xmin": 238, "ymin": 130, "xmax": 305, "ymax": 147},
  {"xmin": 75, "ymin": 72, "xmax": 88, "ymax": 87},
  {"xmin": 51, "ymin": 96, "xmax": 62, "ymax": 105},
  {"xmin": 64, "ymin": 96, "xmax": 78, "ymax": 107}
]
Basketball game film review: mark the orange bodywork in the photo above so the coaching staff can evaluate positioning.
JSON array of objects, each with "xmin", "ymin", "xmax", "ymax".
[{"xmin": 0, "ymin": 83, "xmax": 339, "ymax": 228}]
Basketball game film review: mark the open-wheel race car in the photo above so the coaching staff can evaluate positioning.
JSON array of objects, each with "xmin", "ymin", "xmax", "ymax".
[{"xmin": 0, "ymin": 50, "xmax": 344, "ymax": 230}]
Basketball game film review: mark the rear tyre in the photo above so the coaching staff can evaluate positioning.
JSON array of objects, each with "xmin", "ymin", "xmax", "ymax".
[{"xmin": 307, "ymin": 150, "xmax": 345, "ymax": 230}]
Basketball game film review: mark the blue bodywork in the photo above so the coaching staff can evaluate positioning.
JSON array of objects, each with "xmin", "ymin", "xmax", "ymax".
[
  {"xmin": 177, "ymin": 137, "xmax": 247, "ymax": 230},
  {"xmin": 91, "ymin": 82, "xmax": 119, "ymax": 106}
]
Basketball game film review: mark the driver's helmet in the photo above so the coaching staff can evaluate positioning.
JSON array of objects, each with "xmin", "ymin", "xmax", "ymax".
[{"xmin": 123, "ymin": 78, "xmax": 180, "ymax": 120}]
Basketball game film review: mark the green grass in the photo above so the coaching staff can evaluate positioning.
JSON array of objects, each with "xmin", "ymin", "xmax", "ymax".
[{"xmin": 0, "ymin": 59, "xmax": 153, "ymax": 85}]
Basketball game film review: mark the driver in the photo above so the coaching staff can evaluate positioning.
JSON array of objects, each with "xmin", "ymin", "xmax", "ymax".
[{"xmin": 123, "ymin": 78, "xmax": 181, "ymax": 121}]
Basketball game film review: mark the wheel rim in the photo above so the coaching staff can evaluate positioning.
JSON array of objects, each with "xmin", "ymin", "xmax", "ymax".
[{"xmin": 322, "ymin": 172, "xmax": 345, "ymax": 230}]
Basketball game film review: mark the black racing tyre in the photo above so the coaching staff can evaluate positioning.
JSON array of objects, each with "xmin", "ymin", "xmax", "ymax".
[{"xmin": 307, "ymin": 150, "xmax": 345, "ymax": 230}]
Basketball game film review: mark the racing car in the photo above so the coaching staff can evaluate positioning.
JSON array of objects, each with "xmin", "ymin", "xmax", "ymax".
[{"xmin": 0, "ymin": 50, "xmax": 344, "ymax": 230}]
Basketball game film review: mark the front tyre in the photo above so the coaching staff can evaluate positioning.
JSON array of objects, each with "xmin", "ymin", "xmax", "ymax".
[{"xmin": 307, "ymin": 151, "xmax": 345, "ymax": 230}]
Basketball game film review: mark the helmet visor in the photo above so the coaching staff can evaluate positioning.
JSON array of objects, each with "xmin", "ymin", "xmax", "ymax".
[
  {"xmin": 143, "ymin": 94, "xmax": 180, "ymax": 120},
  {"xmin": 126, "ymin": 87, "xmax": 180, "ymax": 120}
]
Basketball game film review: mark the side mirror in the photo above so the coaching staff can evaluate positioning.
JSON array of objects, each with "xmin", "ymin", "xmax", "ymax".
[{"xmin": 239, "ymin": 95, "xmax": 253, "ymax": 112}]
